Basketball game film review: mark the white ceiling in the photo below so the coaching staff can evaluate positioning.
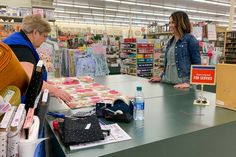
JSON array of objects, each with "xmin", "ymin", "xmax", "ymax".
[{"xmin": 53, "ymin": 0, "xmax": 235, "ymax": 28}]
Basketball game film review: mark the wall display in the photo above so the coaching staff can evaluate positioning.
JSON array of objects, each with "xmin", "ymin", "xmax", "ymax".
[
  {"xmin": 207, "ymin": 24, "xmax": 217, "ymax": 41},
  {"xmin": 224, "ymin": 31, "xmax": 236, "ymax": 64},
  {"xmin": 120, "ymin": 38, "xmax": 154, "ymax": 78},
  {"xmin": 192, "ymin": 26, "xmax": 203, "ymax": 41}
]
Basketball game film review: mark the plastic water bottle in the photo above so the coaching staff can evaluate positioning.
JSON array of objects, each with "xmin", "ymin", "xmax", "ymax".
[{"xmin": 134, "ymin": 86, "xmax": 145, "ymax": 120}]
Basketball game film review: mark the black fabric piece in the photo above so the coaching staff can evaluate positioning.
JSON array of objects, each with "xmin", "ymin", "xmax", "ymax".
[
  {"xmin": 62, "ymin": 115, "xmax": 105, "ymax": 145},
  {"xmin": 24, "ymin": 65, "xmax": 44, "ymax": 111}
]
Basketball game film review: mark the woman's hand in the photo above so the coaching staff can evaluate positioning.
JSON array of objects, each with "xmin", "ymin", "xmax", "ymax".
[
  {"xmin": 50, "ymin": 86, "xmax": 73, "ymax": 103},
  {"xmin": 149, "ymin": 76, "xmax": 161, "ymax": 83},
  {"xmin": 174, "ymin": 83, "xmax": 190, "ymax": 89},
  {"xmin": 43, "ymin": 81, "xmax": 73, "ymax": 103}
]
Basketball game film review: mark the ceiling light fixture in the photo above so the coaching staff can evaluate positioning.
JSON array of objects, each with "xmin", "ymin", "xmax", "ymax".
[
  {"xmin": 102, "ymin": 0, "xmax": 229, "ymax": 16},
  {"xmin": 192, "ymin": 0, "xmax": 230, "ymax": 7}
]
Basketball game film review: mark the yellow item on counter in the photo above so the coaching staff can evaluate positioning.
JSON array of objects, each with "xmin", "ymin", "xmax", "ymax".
[{"xmin": 0, "ymin": 86, "xmax": 21, "ymax": 106}]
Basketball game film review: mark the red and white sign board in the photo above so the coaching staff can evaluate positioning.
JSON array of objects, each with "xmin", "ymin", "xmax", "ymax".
[{"xmin": 190, "ymin": 65, "xmax": 216, "ymax": 85}]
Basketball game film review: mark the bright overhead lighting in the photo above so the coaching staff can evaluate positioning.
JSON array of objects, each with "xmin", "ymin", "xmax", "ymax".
[
  {"xmin": 120, "ymin": 1, "xmax": 136, "ymax": 5},
  {"xmin": 53, "ymin": 1, "xmax": 235, "ymax": 27},
  {"xmin": 54, "ymin": 3, "xmax": 90, "ymax": 9},
  {"xmin": 54, "ymin": 2, "xmax": 229, "ymax": 18},
  {"xmin": 56, "ymin": 16, "xmax": 148, "ymax": 24},
  {"xmin": 54, "ymin": 10, "xmax": 229, "ymax": 25},
  {"xmin": 99, "ymin": 0, "xmax": 230, "ymax": 17},
  {"xmin": 192, "ymin": 0, "xmax": 230, "ymax": 7},
  {"xmin": 56, "ymin": 19, "xmax": 145, "ymax": 27},
  {"xmin": 104, "ymin": 0, "xmax": 120, "ymax": 3},
  {"xmin": 55, "ymin": 10, "xmax": 169, "ymax": 22}
]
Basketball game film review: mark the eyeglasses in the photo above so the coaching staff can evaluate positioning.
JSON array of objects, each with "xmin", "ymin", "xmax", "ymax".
[
  {"xmin": 43, "ymin": 34, "xmax": 49, "ymax": 38},
  {"xmin": 38, "ymin": 31, "xmax": 49, "ymax": 38}
]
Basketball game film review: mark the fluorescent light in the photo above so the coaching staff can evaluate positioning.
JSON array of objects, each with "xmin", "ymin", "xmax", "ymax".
[
  {"xmin": 55, "ymin": 11, "xmax": 169, "ymax": 22},
  {"xmin": 53, "ymin": 3, "xmax": 89, "ymax": 9},
  {"xmin": 53, "ymin": 1, "xmax": 234, "ymax": 27},
  {"xmin": 193, "ymin": 0, "xmax": 230, "ymax": 7},
  {"xmin": 104, "ymin": 0, "xmax": 120, "ymax": 2},
  {"xmin": 99, "ymin": 0, "xmax": 230, "ymax": 16},
  {"xmin": 54, "ymin": 2, "xmax": 229, "ymax": 18},
  {"xmin": 120, "ymin": 1, "xmax": 136, "ymax": 5},
  {"xmin": 55, "ymin": 19, "xmax": 133, "ymax": 26},
  {"xmin": 54, "ymin": 10, "xmax": 228, "ymax": 24}
]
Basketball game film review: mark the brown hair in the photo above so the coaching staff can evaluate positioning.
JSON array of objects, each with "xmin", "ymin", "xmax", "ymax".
[
  {"xmin": 21, "ymin": 14, "xmax": 51, "ymax": 34},
  {"xmin": 170, "ymin": 11, "xmax": 191, "ymax": 38}
]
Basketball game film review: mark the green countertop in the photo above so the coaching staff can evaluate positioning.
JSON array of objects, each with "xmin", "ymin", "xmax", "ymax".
[
  {"xmin": 94, "ymin": 74, "xmax": 195, "ymax": 99},
  {"xmin": 46, "ymin": 75, "xmax": 236, "ymax": 157}
]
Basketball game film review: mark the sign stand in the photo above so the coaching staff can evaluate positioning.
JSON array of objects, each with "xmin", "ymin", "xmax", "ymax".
[
  {"xmin": 193, "ymin": 84, "xmax": 210, "ymax": 106},
  {"xmin": 190, "ymin": 65, "xmax": 216, "ymax": 106}
]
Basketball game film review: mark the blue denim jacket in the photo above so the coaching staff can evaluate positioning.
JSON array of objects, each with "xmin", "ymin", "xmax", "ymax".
[{"xmin": 163, "ymin": 33, "xmax": 201, "ymax": 83}]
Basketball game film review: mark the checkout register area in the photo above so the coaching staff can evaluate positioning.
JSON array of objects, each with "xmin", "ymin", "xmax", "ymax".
[{"xmin": 46, "ymin": 74, "xmax": 236, "ymax": 157}]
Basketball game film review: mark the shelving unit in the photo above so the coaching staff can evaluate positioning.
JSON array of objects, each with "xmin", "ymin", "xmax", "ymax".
[
  {"xmin": 120, "ymin": 39, "xmax": 137, "ymax": 75},
  {"xmin": 146, "ymin": 32, "xmax": 172, "ymax": 77},
  {"xmin": 120, "ymin": 38, "xmax": 154, "ymax": 78},
  {"xmin": 0, "ymin": 15, "xmax": 23, "ymax": 22},
  {"xmin": 224, "ymin": 31, "xmax": 236, "ymax": 64},
  {"xmin": 136, "ymin": 43, "xmax": 154, "ymax": 78},
  {"xmin": 105, "ymin": 35, "xmax": 121, "ymax": 74},
  {"xmin": 146, "ymin": 32, "xmax": 172, "ymax": 39}
]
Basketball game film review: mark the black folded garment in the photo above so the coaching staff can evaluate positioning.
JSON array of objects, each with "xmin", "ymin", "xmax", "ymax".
[{"xmin": 62, "ymin": 115, "xmax": 105, "ymax": 145}]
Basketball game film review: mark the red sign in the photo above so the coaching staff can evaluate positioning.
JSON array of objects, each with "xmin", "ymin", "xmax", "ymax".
[
  {"xmin": 58, "ymin": 36, "xmax": 68, "ymax": 41},
  {"xmin": 190, "ymin": 65, "xmax": 216, "ymax": 85}
]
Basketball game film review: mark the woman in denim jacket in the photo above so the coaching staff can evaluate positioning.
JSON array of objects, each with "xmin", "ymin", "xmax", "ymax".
[{"xmin": 149, "ymin": 11, "xmax": 201, "ymax": 88}]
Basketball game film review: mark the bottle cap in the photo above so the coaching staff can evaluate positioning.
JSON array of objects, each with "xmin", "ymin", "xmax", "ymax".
[{"xmin": 136, "ymin": 86, "xmax": 142, "ymax": 91}]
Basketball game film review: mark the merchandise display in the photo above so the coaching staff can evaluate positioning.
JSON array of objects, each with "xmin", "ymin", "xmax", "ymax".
[
  {"xmin": 120, "ymin": 38, "xmax": 154, "ymax": 78},
  {"xmin": 2, "ymin": 0, "xmax": 236, "ymax": 156},
  {"xmin": 224, "ymin": 31, "xmax": 236, "ymax": 64}
]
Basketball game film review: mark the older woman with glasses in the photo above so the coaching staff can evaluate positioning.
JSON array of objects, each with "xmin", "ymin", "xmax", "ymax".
[{"xmin": 3, "ymin": 14, "xmax": 73, "ymax": 103}]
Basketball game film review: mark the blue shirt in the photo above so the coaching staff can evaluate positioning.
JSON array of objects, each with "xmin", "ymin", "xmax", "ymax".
[{"xmin": 163, "ymin": 33, "xmax": 201, "ymax": 83}]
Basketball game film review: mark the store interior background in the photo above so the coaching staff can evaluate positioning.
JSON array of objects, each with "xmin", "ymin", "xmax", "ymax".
[{"xmin": 1, "ymin": 0, "xmax": 235, "ymax": 81}]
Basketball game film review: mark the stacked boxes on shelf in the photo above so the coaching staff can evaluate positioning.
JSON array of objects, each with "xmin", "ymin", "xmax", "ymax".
[
  {"xmin": 136, "ymin": 40, "xmax": 154, "ymax": 78},
  {"xmin": 120, "ymin": 38, "xmax": 137, "ymax": 75},
  {"xmin": 224, "ymin": 31, "xmax": 236, "ymax": 64},
  {"xmin": 120, "ymin": 38, "xmax": 154, "ymax": 78}
]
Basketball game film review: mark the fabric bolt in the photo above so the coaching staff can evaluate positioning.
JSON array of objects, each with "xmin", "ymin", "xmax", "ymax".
[
  {"xmin": 37, "ymin": 42, "xmax": 55, "ymax": 72},
  {"xmin": 93, "ymin": 54, "xmax": 110, "ymax": 76},
  {"xmin": 0, "ymin": 42, "xmax": 29, "ymax": 94}
]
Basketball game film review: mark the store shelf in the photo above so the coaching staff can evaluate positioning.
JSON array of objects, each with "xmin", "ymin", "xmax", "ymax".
[
  {"xmin": 120, "ymin": 38, "xmax": 154, "ymax": 78},
  {"xmin": 0, "ymin": 15, "xmax": 23, "ymax": 22},
  {"xmin": 0, "ymin": 15, "xmax": 55, "ymax": 22},
  {"xmin": 146, "ymin": 32, "xmax": 172, "ymax": 36},
  {"xmin": 224, "ymin": 31, "xmax": 236, "ymax": 64}
]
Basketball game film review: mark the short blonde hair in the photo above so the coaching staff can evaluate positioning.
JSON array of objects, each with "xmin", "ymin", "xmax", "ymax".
[{"xmin": 21, "ymin": 14, "xmax": 51, "ymax": 34}]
